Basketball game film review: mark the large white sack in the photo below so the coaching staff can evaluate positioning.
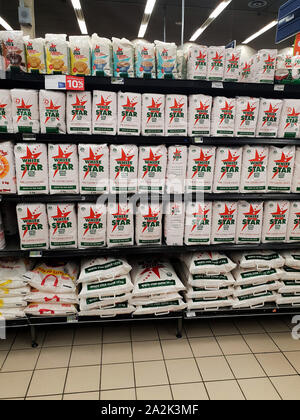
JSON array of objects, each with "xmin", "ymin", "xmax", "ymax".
[
  {"xmin": 26, "ymin": 290, "xmax": 78, "ymax": 304},
  {"xmin": 184, "ymin": 201, "xmax": 212, "ymax": 246},
  {"xmin": 230, "ymin": 250, "xmax": 285, "ymax": 269},
  {"xmin": 0, "ymin": 141, "xmax": 16, "ymax": 194},
  {"xmin": 235, "ymin": 201, "xmax": 263, "ymax": 244},
  {"xmin": 79, "ymin": 302, "xmax": 135, "ymax": 317},
  {"xmin": 232, "ymin": 292, "xmax": 276, "ymax": 309},
  {"xmin": 232, "ymin": 266, "xmax": 283, "ymax": 286},
  {"xmin": 79, "ymin": 273, "xmax": 133, "ymax": 299},
  {"xmin": 78, "ymin": 257, "xmax": 132, "ymax": 284},
  {"xmin": 106, "ymin": 201, "xmax": 134, "ymax": 248},
  {"xmin": 240, "ymin": 145, "xmax": 268, "ymax": 192},
  {"xmin": 179, "ymin": 252, "xmax": 236, "ymax": 275},
  {"xmin": 17, "ymin": 203, "xmax": 49, "ymax": 250},
  {"xmin": 262, "ymin": 201, "xmax": 289, "ymax": 243},
  {"xmin": 134, "ymin": 298, "xmax": 186, "ymax": 315},
  {"xmin": 25, "ymin": 303, "xmax": 77, "ymax": 316},
  {"xmin": 47, "ymin": 203, "xmax": 77, "ymax": 249}
]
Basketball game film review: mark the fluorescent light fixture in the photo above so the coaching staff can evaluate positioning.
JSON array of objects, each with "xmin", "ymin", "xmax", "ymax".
[
  {"xmin": 0, "ymin": 16, "xmax": 13, "ymax": 31},
  {"xmin": 242, "ymin": 20, "xmax": 278, "ymax": 44},
  {"xmin": 138, "ymin": 0, "xmax": 157, "ymax": 38},
  {"xmin": 70, "ymin": 0, "xmax": 88, "ymax": 34},
  {"xmin": 190, "ymin": 0, "xmax": 232, "ymax": 42}
]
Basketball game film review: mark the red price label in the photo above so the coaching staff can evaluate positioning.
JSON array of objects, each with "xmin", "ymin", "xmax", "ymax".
[{"xmin": 65, "ymin": 75, "xmax": 85, "ymax": 91}]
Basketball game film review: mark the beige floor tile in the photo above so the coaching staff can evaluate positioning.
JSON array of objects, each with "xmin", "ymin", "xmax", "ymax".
[
  {"xmin": 0, "ymin": 371, "xmax": 32, "ymax": 398},
  {"xmin": 12, "ymin": 330, "xmax": 44, "ymax": 350},
  {"xmin": 260, "ymin": 319, "xmax": 290, "ymax": 333},
  {"xmin": 26, "ymin": 394, "xmax": 62, "ymax": 400},
  {"xmin": 134, "ymin": 360, "xmax": 168, "ymax": 387},
  {"xmin": 184, "ymin": 322, "xmax": 213, "ymax": 338},
  {"xmin": 101, "ymin": 388, "xmax": 136, "ymax": 400},
  {"xmin": 166, "ymin": 358, "xmax": 202, "ymax": 384},
  {"xmin": 171, "ymin": 383, "xmax": 209, "ymax": 400},
  {"xmin": 28, "ymin": 368, "xmax": 67, "ymax": 397},
  {"xmin": 255, "ymin": 353, "xmax": 296, "ymax": 376},
  {"xmin": 238, "ymin": 378, "xmax": 280, "ymax": 400},
  {"xmin": 0, "ymin": 331, "xmax": 16, "ymax": 350},
  {"xmin": 65, "ymin": 365, "xmax": 100, "ymax": 393},
  {"xmin": 73, "ymin": 326, "xmax": 102, "ymax": 346},
  {"xmin": 161, "ymin": 339, "xmax": 193, "ymax": 359},
  {"xmin": 235, "ymin": 319, "xmax": 265, "ymax": 334},
  {"xmin": 0, "ymin": 351, "xmax": 8, "ymax": 368},
  {"xmin": 243, "ymin": 334, "xmax": 280, "ymax": 353},
  {"xmin": 210, "ymin": 320, "xmax": 240, "ymax": 336},
  {"xmin": 69, "ymin": 344, "xmax": 101, "ymax": 367},
  {"xmin": 132, "ymin": 340, "xmax": 163, "ymax": 362},
  {"xmin": 157, "ymin": 321, "xmax": 186, "ymax": 340},
  {"xmin": 102, "ymin": 342, "xmax": 132, "ymax": 364},
  {"xmin": 270, "ymin": 332, "xmax": 300, "ymax": 352},
  {"xmin": 131, "ymin": 323, "xmax": 159, "ymax": 342},
  {"xmin": 1, "ymin": 349, "xmax": 40, "ymax": 372},
  {"xmin": 205, "ymin": 380, "xmax": 245, "ymax": 400},
  {"xmin": 103, "ymin": 326, "xmax": 131, "ymax": 343},
  {"xmin": 196, "ymin": 356, "xmax": 234, "ymax": 381},
  {"xmin": 217, "ymin": 335, "xmax": 251, "ymax": 355},
  {"xmin": 36, "ymin": 346, "xmax": 71, "ymax": 369},
  {"xmin": 270, "ymin": 376, "xmax": 300, "ymax": 400},
  {"xmin": 63, "ymin": 392, "xmax": 99, "ymax": 400},
  {"xmin": 189, "ymin": 337, "xmax": 222, "ymax": 358},
  {"xmin": 226, "ymin": 354, "xmax": 265, "ymax": 379},
  {"xmin": 43, "ymin": 329, "xmax": 74, "ymax": 347},
  {"xmin": 101, "ymin": 363, "xmax": 134, "ymax": 390},
  {"xmin": 283, "ymin": 351, "xmax": 300, "ymax": 373},
  {"xmin": 137, "ymin": 385, "xmax": 172, "ymax": 400}
]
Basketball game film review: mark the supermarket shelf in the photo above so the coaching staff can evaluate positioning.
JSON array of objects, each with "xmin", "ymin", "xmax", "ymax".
[
  {"xmin": 2, "ymin": 72, "xmax": 299, "ymax": 97},
  {"xmin": 5, "ymin": 318, "xmax": 28, "ymax": 329}
]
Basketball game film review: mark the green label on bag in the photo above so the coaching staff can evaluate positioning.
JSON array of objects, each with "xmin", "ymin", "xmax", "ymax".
[
  {"xmin": 194, "ymin": 258, "xmax": 229, "ymax": 266},
  {"xmin": 240, "ymin": 269, "xmax": 276, "ymax": 279},
  {"xmin": 85, "ymin": 261, "xmax": 122, "ymax": 273},
  {"xmin": 87, "ymin": 278, "xmax": 126, "ymax": 290},
  {"xmin": 245, "ymin": 254, "xmax": 279, "ymax": 261},
  {"xmin": 142, "ymin": 300, "xmax": 179, "ymax": 308},
  {"xmin": 139, "ymin": 280, "xmax": 176, "ymax": 289}
]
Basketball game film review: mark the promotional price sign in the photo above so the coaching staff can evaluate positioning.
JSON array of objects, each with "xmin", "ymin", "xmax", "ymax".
[
  {"xmin": 45, "ymin": 75, "xmax": 85, "ymax": 91},
  {"xmin": 66, "ymin": 75, "xmax": 85, "ymax": 90}
]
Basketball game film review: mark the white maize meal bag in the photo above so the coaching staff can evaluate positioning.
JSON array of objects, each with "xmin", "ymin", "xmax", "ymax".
[
  {"xmin": 292, "ymin": 148, "xmax": 300, "ymax": 193},
  {"xmin": 91, "ymin": 35, "xmax": 112, "ymax": 77},
  {"xmin": 276, "ymin": 294, "xmax": 300, "ymax": 307},
  {"xmin": 136, "ymin": 203, "xmax": 162, "ymax": 246},
  {"xmin": 110, "ymin": 144, "xmax": 138, "ymax": 193},
  {"xmin": 211, "ymin": 97, "xmax": 236, "ymax": 137},
  {"xmin": 0, "ymin": 308, "xmax": 25, "ymax": 320},
  {"xmin": 281, "ymin": 250, "xmax": 300, "ymax": 268},
  {"xmin": 240, "ymin": 145, "xmax": 268, "ymax": 192},
  {"xmin": 26, "ymin": 290, "xmax": 78, "ymax": 304},
  {"xmin": 165, "ymin": 145, "xmax": 187, "ymax": 194},
  {"xmin": 106, "ymin": 201, "xmax": 134, "ymax": 248},
  {"xmin": 186, "ymin": 45, "xmax": 208, "ymax": 80},
  {"xmin": 179, "ymin": 252, "xmax": 236, "ymax": 275},
  {"xmin": 213, "ymin": 146, "xmax": 242, "ymax": 192},
  {"xmin": 165, "ymin": 94, "xmax": 187, "ymax": 136},
  {"xmin": 39, "ymin": 90, "xmax": 66, "ymax": 134},
  {"xmin": 184, "ymin": 201, "xmax": 212, "ymax": 245},
  {"xmin": 211, "ymin": 201, "xmax": 237, "ymax": 244},
  {"xmin": 135, "ymin": 40, "xmax": 156, "ymax": 79},
  {"xmin": 275, "ymin": 54, "xmax": 292, "ymax": 83},
  {"xmin": 134, "ymin": 299, "xmax": 186, "ymax": 315},
  {"xmin": 141, "ymin": 93, "xmax": 165, "ymax": 136},
  {"xmin": 235, "ymin": 201, "xmax": 263, "ymax": 244},
  {"xmin": 0, "ymin": 259, "xmax": 30, "ymax": 289},
  {"xmin": 262, "ymin": 201, "xmax": 289, "ymax": 243},
  {"xmin": 224, "ymin": 48, "xmax": 241, "ymax": 82},
  {"xmin": 79, "ymin": 274, "xmax": 133, "ymax": 299},
  {"xmin": 254, "ymin": 49, "xmax": 277, "ymax": 84},
  {"xmin": 69, "ymin": 35, "xmax": 91, "ymax": 76},
  {"xmin": 278, "ymin": 99, "xmax": 300, "ymax": 138},
  {"xmin": 281, "ymin": 266, "xmax": 300, "ymax": 281},
  {"xmin": 256, "ymin": 99, "xmax": 283, "ymax": 137},
  {"xmin": 278, "ymin": 280, "xmax": 300, "ymax": 294},
  {"xmin": 138, "ymin": 145, "xmax": 167, "ymax": 193},
  {"xmin": 14, "ymin": 143, "xmax": 48, "ymax": 194},
  {"xmin": 79, "ymin": 143, "xmax": 109, "ymax": 193},
  {"xmin": 0, "ymin": 90, "xmax": 13, "ymax": 133},
  {"xmin": 186, "ymin": 296, "xmax": 234, "ymax": 311},
  {"xmin": 188, "ymin": 94, "xmax": 212, "ymax": 136},
  {"xmin": 267, "ymin": 146, "xmax": 295, "ymax": 192},
  {"xmin": 112, "ymin": 37, "xmax": 134, "ymax": 78},
  {"xmin": 0, "ymin": 296, "xmax": 26, "ymax": 308},
  {"xmin": 23, "ymin": 263, "xmax": 76, "ymax": 293},
  {"xmin": 292, "ymin": 55, "xmax": 300, "ymax": 81},
  {"xmin": 207, "ymin": 46, "xmax": 225, "ymax": 81},
  {"xmin": 79, "ymin": 302, "xmax": 135, "ymax": 318},
  {"xmin": 234, "ymin": 97, "xmax": 260, "ymax": 137},
  {"xmin": 0, "ymin": 141, "xmax": 16, "ymax": 193},
  {"xmin": 186, "ymin": 145, "xmax": 216, "ymax": 193},
  {"xmin": 47, "ymin": 203, "xmax": 77, "ymax": 249},
  {"xmin": 25, "ymin": 37, "xmax": 46, "ymax": 74},
  {"xmin": 232, "ymin": 266, "xmax": 283, "ymax": 286},
  {"xmin": 45, "ymin": 33, "xmax": 69, "ymax": 74},
  {"xmin": 164, "ymin": 201, "xmax": 185, "ymax": 246},
  {"xmin": 238, "ymin": 59, "xmax": 254, "ymax": 83},
  {"xmin": 17, "ymin": 203, "xmax": 49, "ymax": 250},
  {"xmin": 0, "ymin": 286, "xmax": 29, "ymax": 297},
  {"xmin": 25, "ymin": 303, "xmax": 77, "ymax": 316},
  {"xmin": 230, "ymin": 250, "xmax": 285, "ymax": 269},
  {"xmin": 79, "ymin": 293, "xmax": 131, "ymax": 311},
  {"xmin": 11, "ymin": 89, "xmax": 39, "ymax": 133},
  {"xmin": 48, "ymin": 144, "xmax": 79, "ymax": 194},
  {"xmin": 233, "ymin": 281, "xmax": 280, "ymax": 298},
  {"xmin": 92, "ymin": 90, "xmax": 117, "ymax": 135},
  {"xmin": 130, "ymin": 292, "xmax": 182, "ymax": 306},
  {"xmin": 155, "ymin": 40, "xmax": 177, "ymax": 79},
  {"xmin": 66, "ymin": 91, "xmax": 92, "ymax": 134},
  {"xmin": 117, "ymin": 92, "xmax": 141, "ymax": 135},
  {"xmin": 287, "ymin": 201, "xmax": 300, "ymax": 242},
  {"xmin": 185, "ymin": 284, "xmax": 234, "ymax": 300},
  {"xmin": 232, "ymin": 292, "xmax": 276, "ymax": 309},
  {"xmin": 78, "ymin": 203, "xmax": 106, "ymax": 248},
  {"xmin": 78, "ymin": 257, "xmax": 132, "ymax": 284}
]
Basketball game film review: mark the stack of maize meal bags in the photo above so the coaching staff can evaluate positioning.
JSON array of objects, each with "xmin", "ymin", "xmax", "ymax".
[
  {"xmin": 77, "ymin": 257, "xmax": 135, "ymax": 317},
  {"xmin": 276, "ymin": 250, "xmax": 300, "ymax": 307},
  {"xmin": 24, "ymin": 261, "xmax": 79, "ymax": 316},
  {"xmin": 178, "ymin": 252, "xmax": 236, "ymax": 311},
  {"xmin": 230, "ymin": 251, "xmax": 283, "ymax": 309},
  {"xmin": 130, "ymin": 259, "xmax": 186, "ymax": 315},
  {"xmin": 0, "ymin": 258, "xmax": 30, "ymax": 319}
]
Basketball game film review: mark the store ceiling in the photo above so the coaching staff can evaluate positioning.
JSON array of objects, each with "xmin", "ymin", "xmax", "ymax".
[{"xmin": 0, "ymin": 0, "xmax": 293, "ymax": 49}]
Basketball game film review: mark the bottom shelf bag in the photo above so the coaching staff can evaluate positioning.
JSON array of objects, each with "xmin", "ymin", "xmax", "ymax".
[
  {"xmin": 79, "ymin": 293, "xmax": 131, "ymax": 311},
  {"xmin": 133, "ymin": 298, "xmax": 186, "ymax": 316},
  {"xmin": 0, "ymin": 308, "xmax": 25, "ymax": 320},
  {"xmin": 186, "ymin": 296, "xmax": 234, "ymax": 311},
  {"xmin": 276, "ymin": 294, "xmax": 300, "ymax": 306},
  {"xmin": 25, "ymin": 303, "xmax": 78, "ymax": 316},
  {"xmin": 232, "ymin": 291, "xmax": 277, "ymax": 309},
  {"xmin": 79, "ymin": 302, "xmax": 135, "ymax": 318}
]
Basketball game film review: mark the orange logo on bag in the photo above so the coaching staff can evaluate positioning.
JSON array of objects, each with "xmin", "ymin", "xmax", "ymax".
[{"xmin": 0, "ymin": 154, "xmax": 9, "ymax": 179}]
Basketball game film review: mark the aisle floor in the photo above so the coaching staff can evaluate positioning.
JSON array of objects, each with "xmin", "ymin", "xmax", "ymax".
[{"xmin": 0, "ymin": 316, "xmax": 300, "ymax": 400}]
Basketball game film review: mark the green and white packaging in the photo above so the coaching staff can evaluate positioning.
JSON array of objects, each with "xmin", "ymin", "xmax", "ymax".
[
  {"xmin": 213, "ymin": 147, "xmax": 242, "ymax": 192},
  {"xmin": 211, "ymin": 201, "xmax": 237, "ymax": 244},
  {"xmin": 292, "ymin": 148, "xmax": 300, "ymax": 193},
  {"xmin": 165, "ymin": 94, "xmax": 187, "ymax": 136},
  {"xmin": 77, "ymin": 203, "xmax": 106, "ymax": 248},
  {"xmin": 232, "ymin": 266, "xmax": 283, "ymax": 286},
  {"xmin": 79, "ymin": 274, "xmax": 133, "ymax": 299},
  {"xmin": 17, "ymin": 203, "xmax": 49, "ymax": 250},
  {"xmin": 48, "ymin": 143, "xmax": 79, "ymax": 194},
  {"xmin": 179, "ymin": 251, "xmax": 236, "ymax": 275},
  {"xmin": 186, "ymin": 296, "xmax": 234, "ymax": 311},
  {"xmin": 47, "ymin": 203, "xmax": 77, "ymax": 249},
  {"xmin": 262, "ymin": 201, "xmax": 289, "ymax": 243},
  {"xmin": 230, "ymin": 250, "xmax": 285, "ymax": 269},
  {"xmin": 188, "ymin": 94, "xmax": 212, "ymax": 136},
  {"xmin": 232, "ymin": 291, "xmax": 276, "ymax": 309},
  {"xmin": 117, "ymin": 92, "xmax": 141, "ymax": 135},
  {"xmin": 184, "ymin": 201, "xmax": 212, "ymax": 245},
  {"xmin": 281, "ymin": 250, "xmax": 300, "ymax": 268},
  {"xmin": 235, "ymin": 201, "xmax": 263, "ymax": 244},
  {"xmin": 92, "ymin": 90, "xmax": 117, "ymax": 135},
  {"xmin": 267, "ymin": 145, "xmax": 295, "ymax": 192},
  {"xmin": 138, "ymin": 145, "xmax": 167, "ymax": 193},
  {"xmin": 110, "ymin": 144, "xmax": 138, "ymax": 193},
  {"xmin": 234, "ymin": 97, "xmax": 260, "ymax": 137},
  {"xmin": 287, "ymin": 201, "xmax": 300, "ymax": 242},
  {"xmin": 106, "ymin": 202, "xmax": 134, "ymax": 248},
  {"xmin": 141, "ymin": 93, "xmax": 165, "ymax": 136},
  {"xmin": 186, "ymin": 145, "xmax": 216, "ymax": 193},
  {"xmin": 233, "ymin": 281, "xmax": 281, "ymax": 298},
  {"xmin": 79, "ymin": 143, "xmax": 109, "ymax": 193},
  {"xmin": 66, "ymin": 91, "xmax": 92, "ymax": 134},
  {"xmin": 78, "ymin": 257, "xmax": 132, "ymax": 284},
  {"xmin": 136, "ymin": 203, "xmax": 162, "ymax": 246},
  {"xmin": 240, "ymin": 145, "xmax": 268, "ymax": 192}
]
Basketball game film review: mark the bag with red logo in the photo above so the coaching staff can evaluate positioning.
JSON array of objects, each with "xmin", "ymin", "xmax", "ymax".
[
  {"xmin": 11, "ymin": 89, "xmax": 40, "ymax": 134},
  {"xmin": 48, "ymin": 144, "xmax": 79, "ymax": 194},
  {"xmin": 186, "ymin": 145, "xmax": 216, "ymax": 193},
  {"xmin": 184, "ymin": 201, "xmax": 212, "ymax": 246},
  {"xmin": 235, "ymin": 201, "xmax": 264, "ymax": 244},
  {"xmin": 78, "ymin": 203, "xmax": 106, "ymax": 248},
  {"xmin": 262, "ymin": 201, "xmax": 289, "ymax": 243},
  {"xmin": 234, "ymin": 97, "xmax": 260, "ymax": 137},
  {"xmin": 211, "ymin": 97, "xmax": 236, "ymax": 137},
  {"xmin": 188, "ymin": 94, "xmax": 212, "ymax": 137},
  {"xmin": 66, "ymin": 91, "xmax": 92, "ymax": 135},
  {"xmin": 164, "ymin": 201, "xmax": 185, "ymax": 246},
  {"xmin": 79, "ymin": 143, "xmax": 109, "ymax": 194},
  {"xmin": 267, "ymin": 146, "xmax": 295, "ymax": 192},
  {"xmin": 26, "ymin": 289, "xmax": 78, "ymax": 304},
  {"xmin": 109, "ymin": 144, "xmax": 138, "ymax": 193},
  {"xmin": 207, "ymin": 46, "xmax": 225, "ymax": 81},
  {"xmin": 256, "ymin": 98, "xmax": 283, "ymax": 137},
  {"xmin": 39, "ymin": 90, "xmax": 66, "ymax": 134},
  {"xmin": 254, "ymin": 49, "xmax": 277, "ymax": 84},
  {"xmin": 0, "ymin": 141, "xmax": 16, "ymax": 193},
  {"xmin": 278, "ymin": 99, "xmax": 300, "ymax": 139},
  {"xmin": 107, "ymin": 201, "xmax": 134, "ymax": 248},
  {"xmin": 186, "ymin": 45, "xmax": 208, "ymax": 80},
  {"xmin": 286, "ymin": 201, "xmax": 300, "ymax": 243},
  {"xmin": 0, "ymin": 30, "xmax": 26, "ymax": 72},
  {"xmin": 240, "ymin": 145, "xmax": 268, "ymax": 192},
  {"xmin": 136, "ymin": 202, "xmax": 162, "ymax": 246},
  {"xmin": 213, "ymin": 147, "xmax": 242, "ymax": 193},
  {"xmin": 165, "ymin": 94, "xmax": 187, "ymax": 136},
  {"xmin": 224, "ymin": 48, "xmax": 241, "ymax": 82},
  {"xmin": 137, "ymin": 145, "xmax": 167, "ymax": 193},
  {"xmin": 92, "ymin": 90, "xmax": 117, "ymax": 135},
  {"xmin": 25, "ymin": 303, "xmax": 77, "ymax": 316},
  {"xmin": 0, "ymin": 90, "xmax": 13, "ymax": 133},
  {"xmin": 47, "ymin": 203, "xmax": 77, "ymax": 249},
  {"xmin": 166, "ymin": 145, "xmax": 187, "ymax": 194},
  {"xmin": 117, "ymin": 92, "xmax": 141, "ymax": 135},
  {"xmin": 141, "ymin": 93, "xmax": 165, "ymax": 136},
  {"xmin": 16, "ymin": 203, "xmax": 49, "ymax": 250}
]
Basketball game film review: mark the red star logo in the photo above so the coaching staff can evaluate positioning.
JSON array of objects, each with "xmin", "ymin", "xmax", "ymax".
[
  {"xmin": 111, "ymin": 204, "xmax": 130, "ymax": 232},
  {"xmin": 95, "ymin": 95, "xmax": 112, "ymax": 121},
  {"xmin": 242, "ymin": 205, "xmax": 261, "ymax": 231},
  {"xmin": 194, "ymin": 101, "xmax": 209, "ymax": 125},
  {"xmin": 211, "ymin": 52, "xmax": 223, "ymax": 70},
  {"xmin": 272, "ymin": 152, "xmax": 293, "ymax": 179},
  {"xmin": 293, "ymin": 212, "xmax": 300, "ymax": 231},
  {"xmin": 196, "ymin": 50, "xmax": 206, "ymax": 69},
  {"xmin": 169, "ymin": 99, "xmax": 184, "ymax": 124},
  {"xmin": 140, "ymin": 263, "xmax": 164, "ymax": 279},
  {"xmin": 262, "ymin": 104, "xmax": 279, "ymax": 126},
  {"xmin": 16, "ymin": 98, "xmax": 32, "ymax": 122},
  {"xmin": 218, "ymin": 204, "xmax": 235, "ymax": 231},
  {"xmin": 20, "ymin": 146, "xmax": 42, "ymax": 178},
  {"xmin": 191, "ymin": 204, "xmax": 210, "ymax": 231},
  {"xmin": 21, "ymin": 207, "xmax": 41, "ymax": 237},
  {"xmin": 173, "ymin": 148, "xmax": 181, "ymax": 160},
  {"xmin": 146, "ymin": 98, "xmax": 162, "ymax": 123},
  {"xmin": 285, "ymin": 108, "xmax": 300, "ymax": 129},
  {"xmin": 52, "ymin": 146, "xmax": 73, "ymax": 178},
  {"xmin": 0, "ymin": 100, "xmax": 7, "ymax": 119},
  {"xmin": 50, "ymin": 43, "xmax": 56, "ymax": 49},
  {"xmin": 220, "ymin": 101, "xmax": 234, "ymax": 124},
  {"xmin": 269, "ymin": 204, "xmax": 288, "ymax": 231},
  {"xmin": 121, "ymin": 97, "xmax": 138, "ymax": 122},
  {"xmin": 142, "ymin": 148, "xmax": 162, "ymax": 178},
  {"xmin": 115, "ymin": 148, "xmax": 135, "ymax": 179},
  {"xmin": 240, "ymin": 102, "xmax": 256, "ymax": 126},
  {"xmin": 83, "ymin": 148, "xmax": 104, "ymax": 179},
  {"xmin": 51, "ymin": 206, "xmax": 72, "ymax": 235},
  {"xmin": 142, "ymin": 207, "xmax": 159, "ymax": 233},
  {"xmin": 219, "ymin": 150, "xmax": 240, "ymax": 181},
  {"xmin": 83, "ymin": 207, "xmax": 102, "ymax": 236},
  {"xmin": 227, "ymin": 54, "xmax": 239, "ymax": 72},
  {"xmin": 192, "ymin": 149, "xmax": 213, "ymax": 178},
  {"xmin": 71, "ymin": 95, "xmax": 87, "ymax": 121},
  {"xmin": 44, "ymin": 100, "xmax": 61, "ymax": 124},
  {"xmin": 248, "ymin": 150, "xmax": 266, "ymax": 179},
  {"xmin": 263, "ymin": 54, "xmax": 275, "ymax": 73}
]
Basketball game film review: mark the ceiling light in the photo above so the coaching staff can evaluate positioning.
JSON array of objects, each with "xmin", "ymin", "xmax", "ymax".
[
  {"xmin": 71, "ymin": 0, "xmax": 81, "ymax": 10},
  {"xmin": 70, "ymin": 0, "xmax": 88, "ymax": 34},
  {"xmin": 242, "ymin": 20, "xmax": 277, "ymax": 44},
  {"xmin": 189, "ymin": 0, "xmax": 232, "ymax": 42},
  {"xmin": 0, "ymin": 16, "xmax": 13, "ymax": 31},
  {"xmin": 138, "ymin": 0, "xmax": 157, "ymax": 38}
]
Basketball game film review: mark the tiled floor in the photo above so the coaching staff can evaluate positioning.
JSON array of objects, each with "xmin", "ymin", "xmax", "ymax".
[{"xmin": 0, "ymin": 316, "xmax": 300, "ymax": 400}]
